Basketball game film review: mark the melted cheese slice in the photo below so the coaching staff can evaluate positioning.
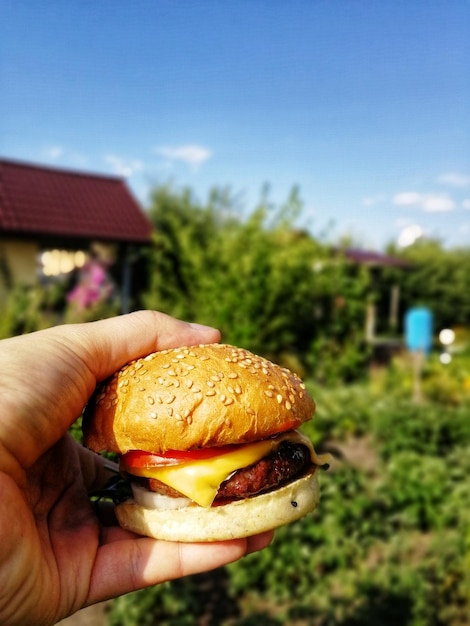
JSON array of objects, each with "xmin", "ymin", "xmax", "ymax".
[{"xmin": 126, "ymin": 430, "xmax": 324, "ymax": 508}]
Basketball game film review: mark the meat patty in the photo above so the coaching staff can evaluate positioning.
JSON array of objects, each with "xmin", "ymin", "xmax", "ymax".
[
  {"xmin": 216, "ymin": 441, "xmax": 312, "ymax": 501},
  {"xmin": 131, "ymin": 442, "xmax": 312, "ymax": 503}
]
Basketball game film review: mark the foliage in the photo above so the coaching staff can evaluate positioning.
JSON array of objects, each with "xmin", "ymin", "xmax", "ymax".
[
  {"xmin": 143, "ymin": 183, "xmax": 371, "ymax": 382},
  {"xmin": 0, "ymin": 280, "xmax": 120, "ymax": 340},
  {"xmin": 0, "ymin": 285, "xmax": 55, "ymax": 338}
]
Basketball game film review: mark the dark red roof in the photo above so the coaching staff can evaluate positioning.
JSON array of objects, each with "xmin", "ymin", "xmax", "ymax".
[
  {"xmin": 342, "ymin": 248, "xmax": 409, "ymax": 268},
  {"xmin": 0, "ymin": 159, "xmax": 153, "ymax": 244}
]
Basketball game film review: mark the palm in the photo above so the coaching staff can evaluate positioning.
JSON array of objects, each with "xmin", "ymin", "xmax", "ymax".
[{"xmin": 1, "ymin": 435, "xmax": 102, "ymax": 625}]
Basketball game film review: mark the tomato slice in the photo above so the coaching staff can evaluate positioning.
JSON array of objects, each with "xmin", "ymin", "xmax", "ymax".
[{"xmin": 122, "ymin": 445, "xmax": 237, "ymax": 469}]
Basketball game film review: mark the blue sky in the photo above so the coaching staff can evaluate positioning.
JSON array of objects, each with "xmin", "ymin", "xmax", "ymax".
[{"xmin": 2, "ymin": 1, "xmax": 469, "ymax": 249}]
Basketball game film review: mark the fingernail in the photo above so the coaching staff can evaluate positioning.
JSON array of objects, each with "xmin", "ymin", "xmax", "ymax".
[{"xmin": 188, "ymin": 322, "xmax": 217, "ymax": 332}]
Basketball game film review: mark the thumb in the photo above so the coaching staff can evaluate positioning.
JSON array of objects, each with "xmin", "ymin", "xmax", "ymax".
[{"xmin": 0, "ymin": 311, "xmax": 220, "ymax": 469}]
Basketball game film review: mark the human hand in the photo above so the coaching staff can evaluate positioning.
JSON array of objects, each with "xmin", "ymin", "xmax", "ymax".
[{"xmin": 0, "ymin": 311, "xmax": 273, "ymax": 626}]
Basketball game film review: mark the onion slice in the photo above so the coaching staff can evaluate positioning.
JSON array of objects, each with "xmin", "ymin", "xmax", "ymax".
[{"xmin": 131, "ymin": 483, "xmax": 192, "ymax": 510}]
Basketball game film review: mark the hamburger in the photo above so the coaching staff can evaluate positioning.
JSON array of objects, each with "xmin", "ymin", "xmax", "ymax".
[{"xmin": 83, "ymin": 343, "xmax": 325, "ymax": 542}]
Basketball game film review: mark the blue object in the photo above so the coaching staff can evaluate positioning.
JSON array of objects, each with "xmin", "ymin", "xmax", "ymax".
[{"xmin": 405, "ymin": 307, "xmax": 433, "ymax": 354}]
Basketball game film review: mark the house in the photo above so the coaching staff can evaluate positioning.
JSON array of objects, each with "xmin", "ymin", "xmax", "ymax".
[{"xmin": 0, "ymin": 158, "xmax": 153, "ymax": 312}]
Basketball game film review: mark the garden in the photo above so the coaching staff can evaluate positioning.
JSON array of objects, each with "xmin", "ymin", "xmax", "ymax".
[{"xmin": 2, "ymin": 183, "xmax": 470, "ymax": 625}]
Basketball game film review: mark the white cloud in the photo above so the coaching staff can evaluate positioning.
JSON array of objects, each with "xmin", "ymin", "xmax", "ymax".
[
  {"xmin": 397, "ymin": 224, "xmax": 424, "ymax": 248},
  {"xmin": 437, "ymin": 172, "xmax": 470, "ymax": 187},
  {"xmin": 462, "ymin": 199, "xmax": 470, "ymax": 210},
  {"xmin": 43, "ymin": 145, "xmax": 64, "ymax": 160},
  {"xmin": 41, "ymin": 145, "xmax": 89, "ymax": 169},
  {"xmin": 393, "ymin": 191, "xmax": 423, "ymax": 206},
  {"xmin": 104, "ymin": 154, "xmax": 144, "ymax": 178},
  {"xmin": 421, "ymin": 195, "xmax": 455, "ymax": 213},
  {"xmin": 393, "ymin": 191, "xmax": 455, "ymax": 213},
  {"xmin": 154, "ymin": 144, "xmax": 212, "ymax": 169}
]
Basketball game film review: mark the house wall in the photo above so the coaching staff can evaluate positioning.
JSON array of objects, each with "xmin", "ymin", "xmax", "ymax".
[{"xmin": 0, "ymin": 238, "xmax": 38, "ymax": 302}]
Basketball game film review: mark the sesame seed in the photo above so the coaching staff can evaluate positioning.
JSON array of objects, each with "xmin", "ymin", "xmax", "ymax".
[
  {"xmin": 277, "ymin": 394, "xmax": 283, "ymax": 404},
  {"xmin": 220, "ymin": 394, "xmax": 226, "ymax": 403},
  {"xmin": 150, "ymin": 412, "xmax": 158, "ymax": 419},
  {"xmin": 162, "ymin": 363, "xmax": 170, "ymax": 369},
  {"xmin": 224, "ymin": 397, "xmax": 234, "ymax": 406},
  {"xmin": 166, "ymin": 394, "xmax": 176, "ymax": 404},
  {"xmin": 192, "ymin": 386, "xmax": 202, "ymax": 393},
  {"xmin": 186, "ymin": 379, "xmax": 194, "ymax": 389},
  {"xmin": 207, "ymin": 380, "xmax": 215, "ymax": 388},
  {"xmin": 206, "ymin": 390, "xmax": 216, "ymax": 396},
  {"xmin": 285, "ymin": 401, "xmax": 292, "ymax": 410},
  {"xmin": 147, "ymin": 396, "xmax": 155, "ymax": 405},
  {"xmin": 264, "ymin": 390, "xmax": 274, "ymax": 398},
  {"xmin": 228, "ymin": 372, "xmax": 238, "ymax": 379}
]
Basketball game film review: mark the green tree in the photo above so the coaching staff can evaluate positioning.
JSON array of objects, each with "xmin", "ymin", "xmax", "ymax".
[{"xmin": 143, "ymin": 183, "xmax": 371, "ymax": 380}]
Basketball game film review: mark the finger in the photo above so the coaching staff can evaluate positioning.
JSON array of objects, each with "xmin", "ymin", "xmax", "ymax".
[
  {"xmin": 54, "ymin": 310, "xmax": 221, "ymax": 388},
  {"xmin": 87, "ymin": 536, "xmax": 253, "ymax": 605},
  {"xmin": 245, "ymin": 530, "xmax": 275, "ymax": 554}
]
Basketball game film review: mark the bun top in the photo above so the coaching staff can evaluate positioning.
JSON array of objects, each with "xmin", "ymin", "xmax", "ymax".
[{"xmin": 83, "ymin": 343, "xmax": 315, "ymax": 454}]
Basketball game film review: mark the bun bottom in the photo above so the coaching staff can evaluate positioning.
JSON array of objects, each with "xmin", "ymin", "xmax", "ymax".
[{"xmin": 115, "ymin": 471, "xmax": 319, "ymax": 542}]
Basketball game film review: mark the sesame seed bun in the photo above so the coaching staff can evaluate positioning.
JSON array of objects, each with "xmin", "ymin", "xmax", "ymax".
[
  {"xmin": 83, "ymin": 343, "xmax": 315, "ymax": 454},
  {"xmin": 115, "ymin": 470, "xmax": 319, "ymax": 542}
]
